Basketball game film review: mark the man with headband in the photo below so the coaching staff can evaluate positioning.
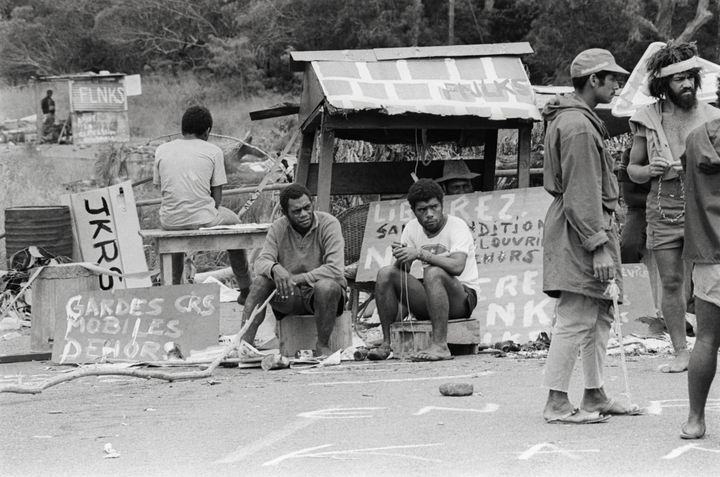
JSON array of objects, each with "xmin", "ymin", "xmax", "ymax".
[{"xmin": 628, "ymin": 42, "xmax": 720, "ymax": 373}]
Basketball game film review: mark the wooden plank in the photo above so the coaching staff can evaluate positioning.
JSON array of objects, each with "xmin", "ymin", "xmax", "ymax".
[
  {"xmin": 153, "ymin": 233, "xmax": 267, "ymax": 254},
  {"xmin": 517, "ymin": 126, "xmax": 532, "ymax": 188},
  {"xmin": 316, "ymin": 129, "xmax": 335, "ymax": 212},
  {"xmin": 249, "ymin": 103, "xmax": 300, "ymax": 120},
  {"xmin": 482, "ymin": 130, "xmax": 498, "ymax": 191},
  {"xmin": 296, "ymin": 131, "xmax": 315, "ymax": 187},
  {"xmin": 299, "ymin": 67, "xmax": 325, "ymax": 126},
  {"xmin": 0, "ymin": 352, "xmax": 52, "ymax": 363},
  {"xmin": 291, "ymin": 42, "xmax": 533, "ymax": 67},
  {"xmin": 323, "ymin": 111, "xmax": 533, "ymax": 131},
  {"xmin": 305, "ymin": 160, "xmax": 487, "ymax": 196}
]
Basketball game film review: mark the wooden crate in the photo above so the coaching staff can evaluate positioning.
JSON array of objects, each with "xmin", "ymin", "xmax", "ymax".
[
  {"xmin": 277, "ymin": 311, "xmax": 352, "ymax": 357},
  {"xmin": 390, "ymin": 318, "xmax": 482, "ymax": 360},
  {"xmin": 31, "ymin": 264, "xmax": 99, "ymax": 352}
]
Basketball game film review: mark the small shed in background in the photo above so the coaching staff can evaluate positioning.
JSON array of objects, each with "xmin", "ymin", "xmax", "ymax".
[
  {"xmin": 289, "ymin": 42, "xmax": 541, "ymax": 211},
  {"xmin": 34, "ymin": 72, "xmax": 141, "ymax": 145}
]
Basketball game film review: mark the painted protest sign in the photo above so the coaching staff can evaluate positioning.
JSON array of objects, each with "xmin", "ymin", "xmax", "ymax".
[
  {"xmin": 357, "ymin": 187, "xmax": 554, "ymax": 344},
  {"xmin": 63, "ymin": 181, "xmax": 151, "ymax": 290},
  {"xmin": 51, "ymin": 283, "xmax": 220, "ymax": 364}
]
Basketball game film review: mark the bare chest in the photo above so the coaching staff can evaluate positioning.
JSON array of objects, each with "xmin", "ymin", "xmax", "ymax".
[{"xmin": 662, "ymin": 105, "xmax": 720, "ymax": 160}]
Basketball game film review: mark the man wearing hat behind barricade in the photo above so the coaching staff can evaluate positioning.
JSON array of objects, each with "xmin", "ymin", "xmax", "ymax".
[
  {"xmin": 435, "ymin": 160, "xmax": 479, "ymax": 195},
  {"xmin": 627, "ymin": 42, "xmax": 720, "ymax": 373},
  {"xmin": 542, "ymin": 49, "xmax": 640, "ymax": 424}
]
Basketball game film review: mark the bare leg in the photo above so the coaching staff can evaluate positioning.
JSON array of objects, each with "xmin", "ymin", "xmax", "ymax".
[
  {"xmin": 410, "ymin": 266, "xmax": 469, "ymax": 361},
  {"xmin": 654, "ymin": 248, "xmax": 690, "ymax": 372},
  {"xmin": 228, "ymin": 249, "xmax": 251, "ymax": 303},
  {"xmin": 239, "ymin": 276, "xmax": 275, "ymax": 345},
  {"xmin": 171, "ymin": 253, "xmax": 184, "ymax": 285},
  {"xmin": 312, "ymin": 279, "xmax": 343, "ymax": 356},
  {"xmin": 683, "ymin": 298, "xmax": 720, "ymax": 438},
  {"xmin": 543, "ymin": 390, "xmax": 576, "ymax": 420},
  {"xmin": 371, "ymin": 265, "xmax": 427, "ymax": 358}
]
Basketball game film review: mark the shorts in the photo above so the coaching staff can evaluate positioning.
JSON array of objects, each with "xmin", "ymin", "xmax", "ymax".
[
  {"xmin": 272, "ymin": 284, "xmax": 346, "ymax": 319},
  {"xmin": 646, "ymin": 177, "xmax": 684, "ymax": 251},
  {"xmin": 464, "ymin": 285, "xmax": 478, "ymax": 316},
  {"xmin": 692, "ymin": 263, "xmax": 720, "ymax": 308}
]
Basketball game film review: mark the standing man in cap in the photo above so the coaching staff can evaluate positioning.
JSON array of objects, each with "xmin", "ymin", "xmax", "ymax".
[
  {"xmin": 627, "ymin": 42, "xmax": 720, "ymax": 373},
  {"xmin": 542, "ymin": 49, "xmax": 638, "ymax": 424},
  {"xmin": 434, "ymin": 160, "xmax": 479, "ymax": 195}
]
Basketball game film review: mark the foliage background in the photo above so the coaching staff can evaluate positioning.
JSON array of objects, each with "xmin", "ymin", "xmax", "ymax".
[{"xmin": 1, "ymin": 0, "xmax": 719, "ymax": 89}]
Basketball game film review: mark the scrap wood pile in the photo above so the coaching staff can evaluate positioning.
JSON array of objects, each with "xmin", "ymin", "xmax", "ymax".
[{"xmin": 0, "ymin": 247, "xmax": 72, "ymax": 343}]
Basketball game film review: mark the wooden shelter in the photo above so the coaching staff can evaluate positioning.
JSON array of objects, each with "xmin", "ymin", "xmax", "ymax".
[
  {"xmin": 34, "ymin": 72, "xmax": 131, "ymax": 145},
  {"xmin": 289, "ymin": 42, "xmax": 541, "ymax": 211}
]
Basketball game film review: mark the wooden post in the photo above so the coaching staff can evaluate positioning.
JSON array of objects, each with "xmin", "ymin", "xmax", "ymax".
[
  {"xmin": 517, "ymin": 126, "xmax": 531, "ymax": 188},
  {"xmin": 295, "ymin": 131, "xmax": 315, "ymax": 187},
  {"xmin": 316, "ymin": 128, "xmax": 335, "ymax": 212},
  {"xmin": 482, "ymin": 129, "xmax": 498, "ymax": 191}
]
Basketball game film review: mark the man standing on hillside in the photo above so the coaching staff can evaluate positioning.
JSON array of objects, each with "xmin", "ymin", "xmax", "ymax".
[
  {"xmin": 627, "ymin": 42, "xmax": 720, "ymax": 373},
  {"xmin": 40, "ymin": 89, "xmax": 55, "ymax": 142},
  {"xmin": 542, "ymin": 49, "xmax": 637, "ymax": 424},
  {"xmin": 153, "ymin": 105, "xmax": 251, "ymax": 301}
]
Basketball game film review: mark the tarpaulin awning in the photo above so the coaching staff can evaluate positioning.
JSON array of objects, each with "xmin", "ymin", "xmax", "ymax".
[{"xmin": 311, "ymin": 56, "xmax": 541, "ymax": 121}]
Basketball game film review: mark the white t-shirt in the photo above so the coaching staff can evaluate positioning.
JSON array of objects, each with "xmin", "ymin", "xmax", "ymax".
[
  {"xmin": 153, "ymin": 138, "xmax": 227, "ymax": 228},
  {"xmin": 400, "ymin": 214, "xmax": 481, "ymax": 294}
]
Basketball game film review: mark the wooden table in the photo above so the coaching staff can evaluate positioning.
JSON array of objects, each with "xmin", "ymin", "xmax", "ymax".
[{"xmin": 139, "ymin": 225, "xmax": 270, "ymax": 285}]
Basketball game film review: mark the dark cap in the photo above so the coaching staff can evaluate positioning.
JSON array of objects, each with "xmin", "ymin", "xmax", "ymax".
[{"xmin": 570, "ymin": 49, "xmax": 629, "ymax": 78}]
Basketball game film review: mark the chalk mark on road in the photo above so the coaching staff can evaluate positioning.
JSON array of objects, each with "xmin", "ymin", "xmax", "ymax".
[
  {"xmin": 309, "ymin": 373, "xmax": 492, "ymax": 386},
  {"xmin": 662, "ymin": 444, "xmax": 720, "ymax": 459},
  {"xmin": 215, "ymin": 419, "xmax": 315, "ymax": 464},
  {"xmin": 518, "ymin": 443, "xmax": 600, "ymax": 460},
  {"xmin": 414, "ymin": 404, "xmax": 499, "ymax": 415},
  {"xmin": 646, "ymin": 398, "xmax": 720, "ymax": 415},
  {"xmin": 298, "ymin": 407, "xmax": 386, "ymax": 419},
  {"xmin": 262, "ymin": 443, "xmax": 444, "ymax": 466}
]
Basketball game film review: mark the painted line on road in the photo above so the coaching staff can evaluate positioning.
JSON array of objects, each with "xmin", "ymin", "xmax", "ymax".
[
  {"xmin": 414, "ymin": 404, "xmax": 499, "ymax": 415},
  {"xmin": 518, "ymin": 442, "xmax": 600, "ymax": 460},
  {"xmin": 262, "ymin": 443, "xmax": 444, "ymax": 466},
  {"xmin": 308, "ymin": 372, "xmax": 491, "ymax": 386},
  {"xmin": 214, "ymin": 419, "xmax": 315, "ymax": 464}
]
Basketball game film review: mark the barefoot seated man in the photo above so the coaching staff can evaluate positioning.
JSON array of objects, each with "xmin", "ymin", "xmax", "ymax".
[
  {"xmin": 628, "ymin": 42, "xmax": 720, "ymax": 373},
  {"xmin": 541, "ymin": 49, "xmax": 641, "ymax": 424},
  {"xmin": 239, "ymin": 183, "xmax": 346, "ymax": 356},
  {"xmin": 370, "ymin": 179, "xmax": 480, "ymax": 362}
]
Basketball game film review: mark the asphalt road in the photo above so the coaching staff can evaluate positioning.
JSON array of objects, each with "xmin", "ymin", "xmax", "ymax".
[{"xmin": 2, "ymin": 353, "xmax": 720, "ymax": 477}]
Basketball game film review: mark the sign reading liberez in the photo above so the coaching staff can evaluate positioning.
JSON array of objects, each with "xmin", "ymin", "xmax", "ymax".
[
  {"xmin": 51, "ymin": 283, "xmax": 220, "ymax": 364},
  {"xmin": 357, "ymin": 187, "xmax": 554, "ymax": 344}
]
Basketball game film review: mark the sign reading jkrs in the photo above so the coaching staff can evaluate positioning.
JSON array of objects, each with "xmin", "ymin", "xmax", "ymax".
[{"xmin": 51, "ymin": 283, "xmax": 220, "ymax": 364}]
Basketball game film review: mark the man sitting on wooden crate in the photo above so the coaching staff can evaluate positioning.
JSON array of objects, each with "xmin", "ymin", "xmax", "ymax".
[
  {"xmin": 239, "ymin": 183, "xmax": 346, "ymax": 356},
  {"xmin": 370, "ymin": 179, "xmax": 481, "ymax": 361},
  {"xmin": 153, "ymin": 105, "xmax": 251, "ymax": 301}
]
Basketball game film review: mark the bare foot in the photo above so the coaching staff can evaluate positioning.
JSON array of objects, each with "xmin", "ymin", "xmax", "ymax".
[
  {"xmin": 410, "ymin": 343, "xmax": 452, "ymax": 362},
  {"xmin": 316, "ymin": 343, "xmax": 332, "ymax": 358},
  {"xmin": 660, "ymin": 349, "xmax": 690, "ymax": 373},
  {"xmin": 681, "ymin": 421, "xmax": 706, "ymax": 439},
  {"xmin": 368, "ymin": 343, "xmax": 392, "ymax": 361},
  {"xmin": 543, "ymin": 391, "xmax": 575, "ymax": 422}
]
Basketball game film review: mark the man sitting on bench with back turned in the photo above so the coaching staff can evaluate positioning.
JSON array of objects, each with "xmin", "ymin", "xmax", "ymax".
[
  {"xmin": 153, "ymin": 105, "xmax": 251, "ymax": 302},
  {"xmin": 370, "ymin": 179, "xmax": 481, "ymax": 361}
]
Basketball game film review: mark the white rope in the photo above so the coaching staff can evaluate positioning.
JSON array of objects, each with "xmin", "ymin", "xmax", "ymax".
[{"xmin": 605, "ymin": 278, "xmax": 632, "ymax": 402}]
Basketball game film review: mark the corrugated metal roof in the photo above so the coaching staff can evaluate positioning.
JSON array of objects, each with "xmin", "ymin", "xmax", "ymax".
[{"xmin": 311, "ymin": 56, "xmax": 541, "ymax": 121}]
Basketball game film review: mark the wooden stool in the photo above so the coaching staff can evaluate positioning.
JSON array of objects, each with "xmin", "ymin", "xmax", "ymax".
[
  {"xmin": 277, "ymin": 311, "xmax": 352, "ymax": 357},
  {"xmin": 31, "ymin": 264, "xmax": 99, "ymax": 352},
  {"xmin": 390, "ymin": 318, "xmax": 482, "ymax": 360}
]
